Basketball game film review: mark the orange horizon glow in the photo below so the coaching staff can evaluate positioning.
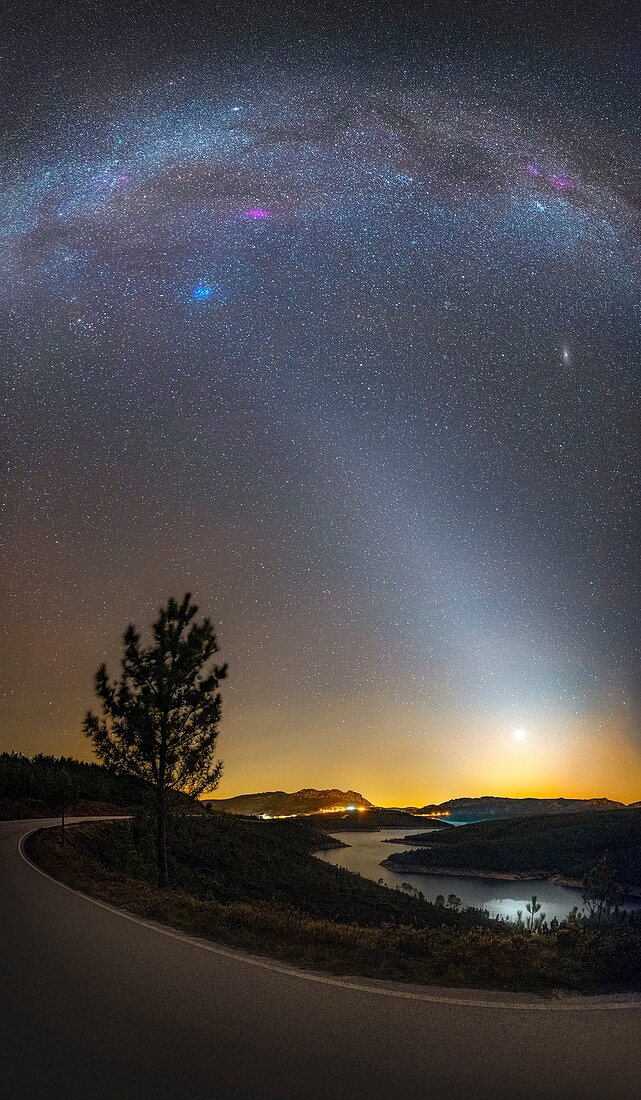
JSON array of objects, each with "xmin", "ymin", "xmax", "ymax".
[
  {"xmin": 7, "ymin": 685, "xmax": 641, "ymax": 807},
  {"xmin": 9, "ymin": 720, "xmax": 641, "ymax": 807},
  {"xmin": 206, "ymin": 699, "xmax": 641, "ymax": 806},
  {"xmin": 211, "ymin": 746, "xmax": 641, "ymax": 807}
]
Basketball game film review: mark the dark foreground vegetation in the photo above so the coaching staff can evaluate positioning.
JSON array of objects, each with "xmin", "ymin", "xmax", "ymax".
[
  {"xmin": 0, "ymin": 752, "xmax": 146, "ymax": 818},
  {"xmin": 27, "ymin": 816, "xmax": 641, "ymax": 993},
  {"xmin": 383, "ymin": 810, "xmax": 641, "ymax": 892},
  {"xmin": 38, "ymin": 813, "xmax": 476, "ymax": 927}
]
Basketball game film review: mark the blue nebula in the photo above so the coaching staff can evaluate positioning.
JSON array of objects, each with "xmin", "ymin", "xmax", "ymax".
[{"xmin": 192, "ymin": 284, "xmax": 214, "ymax": 300}]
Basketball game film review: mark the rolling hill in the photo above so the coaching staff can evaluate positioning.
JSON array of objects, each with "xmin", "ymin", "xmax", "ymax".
[
  {"xmin": 203, "ymin": 787, "xmax": 373, "ymax": 817},
  {"xmin": 415, "ymin": 796, "xmax": 625, "ymax": 821}
]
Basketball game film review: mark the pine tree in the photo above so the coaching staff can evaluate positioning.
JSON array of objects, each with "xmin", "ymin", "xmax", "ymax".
[
  {"xmin": 582, "ymin": 852, "xmax": 623, "ymax": 927},
  {"xmin": 525, "ymin": 894, "xmax": 544, "ymax": 932},
  {"xmin": 84, "ymin": 594, "xmax": 226, "ymax": 887}
]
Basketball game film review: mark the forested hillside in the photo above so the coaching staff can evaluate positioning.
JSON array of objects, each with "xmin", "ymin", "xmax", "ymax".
[
  {"xmin": 0, "ymin": 752, "xmax": 144, "ymax": 816},
  {"xmin": 383, "ymin": 810, "xmax": 641, "ymax": 888}
]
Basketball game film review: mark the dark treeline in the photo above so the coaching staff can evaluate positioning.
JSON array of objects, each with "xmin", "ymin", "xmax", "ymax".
[{"xmin": 0, "ymin": 752, "xmax": 145, "ymax": 808}]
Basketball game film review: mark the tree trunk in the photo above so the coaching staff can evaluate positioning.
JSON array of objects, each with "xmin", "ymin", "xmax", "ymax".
[{"xmin": 156, "ymin": 798, "xmax": 169, "ymax": 888}]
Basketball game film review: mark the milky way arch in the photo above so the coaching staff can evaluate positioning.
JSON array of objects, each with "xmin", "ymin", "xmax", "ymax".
[{"xmin": 2, "ymin": 69, "xmax": 640, "ymax": 786}]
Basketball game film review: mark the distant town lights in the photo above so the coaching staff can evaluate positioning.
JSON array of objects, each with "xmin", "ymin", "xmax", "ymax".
[{"xmin": 261, "ymin": 805, "xmax": 368, "ymax": 820}]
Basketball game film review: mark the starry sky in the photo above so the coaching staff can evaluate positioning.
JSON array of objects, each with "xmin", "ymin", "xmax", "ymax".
[{"xmin": 1, "ymin": 2, "xmax": 640, "ymax": 804}]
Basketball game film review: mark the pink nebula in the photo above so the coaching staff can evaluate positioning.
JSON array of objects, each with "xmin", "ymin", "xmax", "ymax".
[
  {"xmin": 524, "ymin": 164, "xmax": 575, "ymax": 192},
  {"xmin": 548, "ymin": 173, "xmax": 575, "ymax": 192}
]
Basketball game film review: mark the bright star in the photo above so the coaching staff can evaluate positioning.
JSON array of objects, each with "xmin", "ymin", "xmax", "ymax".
[{"xmin": 513, "ymin": 728, "xmax": 527, "ymax": 741}]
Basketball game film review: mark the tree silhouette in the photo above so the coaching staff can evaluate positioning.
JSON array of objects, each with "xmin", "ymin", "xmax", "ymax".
[
  {"xmin": 84, "ymin": 594, "xmax": 227, "ymax": 887},
  {"xmin": 525, "ymin": 894, "xmax": 545, "ymax": 932},
  {"xmin": 582, "ymin": 852, "xmax": 623, "ymax": 927}
]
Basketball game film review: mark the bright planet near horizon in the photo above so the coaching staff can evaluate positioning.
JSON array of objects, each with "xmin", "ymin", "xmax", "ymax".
[{"xmin": 513, "ymin": 729, "xmax": 527, "ymax": 742}]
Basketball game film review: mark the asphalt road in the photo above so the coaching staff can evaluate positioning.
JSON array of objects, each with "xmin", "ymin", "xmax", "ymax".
[{"xmin": 2, "ymin": 818, "xmax": 641, "ymax": 1100}]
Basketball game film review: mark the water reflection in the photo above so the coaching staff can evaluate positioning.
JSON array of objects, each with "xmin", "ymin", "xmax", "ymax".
[{"xmin": 316, "ymin": 828, "xmax": 641, "ymax": 922}]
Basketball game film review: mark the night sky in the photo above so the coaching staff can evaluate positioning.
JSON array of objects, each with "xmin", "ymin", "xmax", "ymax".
[{"xmin": 2, "ymin": 3, "xmax": 640, "ymax": 804}]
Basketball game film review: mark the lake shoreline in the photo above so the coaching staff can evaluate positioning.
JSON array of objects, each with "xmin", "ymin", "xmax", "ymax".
[
  {"xmin": 311, "ymin": 837, "xmax": 350, "ymax": 851},
  {"xmin": 379, "ymin": 857, "xmax": 641, "ymax": 898}
]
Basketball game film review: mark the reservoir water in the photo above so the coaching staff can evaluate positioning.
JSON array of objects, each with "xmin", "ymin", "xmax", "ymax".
[{"xmin": 316, "ymin": 828, "xmax": 641, "ymax": 922}]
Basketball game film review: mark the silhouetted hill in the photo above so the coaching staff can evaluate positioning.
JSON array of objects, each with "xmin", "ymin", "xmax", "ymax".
[
  {"xmin": 203, "ymin": 788, "xmax": 372, "ymax": 817},
  {"xmin": 416, "ymin": 795, "xmax": 625, "ymax": 821}
]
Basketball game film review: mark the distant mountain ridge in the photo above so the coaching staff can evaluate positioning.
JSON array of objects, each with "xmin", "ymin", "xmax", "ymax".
[
  {"xmin": 415, "ymin": 796, "xmax": 626, "ymax": 819},
  {"xmin": 204, "ymin": 788, "xmax": 372, "ymax": 817},
  {"xmin": 203, "ymin": 789, "xmax": 638, "ymax": 820}
]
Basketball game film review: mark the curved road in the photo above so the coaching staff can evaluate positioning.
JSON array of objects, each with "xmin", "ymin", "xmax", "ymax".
[{"xmin": 2, "ymin": 819, "xmax": 641, "ymax": 1100}]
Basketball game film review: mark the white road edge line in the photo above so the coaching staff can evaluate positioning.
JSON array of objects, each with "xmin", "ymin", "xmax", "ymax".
[{"xmin": 17, "ymin": 822, "xmax": 641, "ymax": 1013}]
